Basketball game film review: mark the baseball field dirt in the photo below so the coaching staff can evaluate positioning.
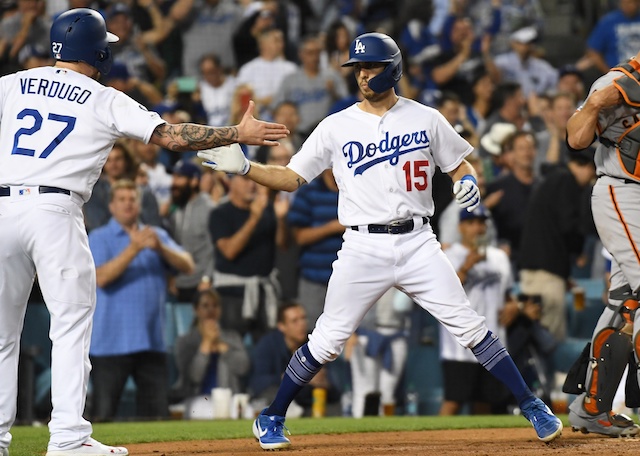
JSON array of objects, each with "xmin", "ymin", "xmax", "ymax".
[{"xmin": 126, "ymin": 428, "xmax": 640, "ymax": 455}]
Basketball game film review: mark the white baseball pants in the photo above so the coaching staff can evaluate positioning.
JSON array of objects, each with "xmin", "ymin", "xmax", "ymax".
[
  {"xmin": 0, "ymin": 190, "xmax": 95, "ymax": 451},
  {"xmin": 307, "ymin": 225, "xmax": 488, "ymax": 364}
]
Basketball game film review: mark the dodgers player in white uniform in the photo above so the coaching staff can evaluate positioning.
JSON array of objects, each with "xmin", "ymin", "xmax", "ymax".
[
  {"xmin": 565, "ymin": 51, "xmax": 640, "ymax": 436},
  {"xmin": 200, "ymin": 32, "xmax": 562, "ymax": 450},
  {"xmin": 0, "ymin": 9, "xmax": 288, "ymax": 456}
]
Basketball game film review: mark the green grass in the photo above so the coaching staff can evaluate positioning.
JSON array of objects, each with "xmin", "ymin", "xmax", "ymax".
[{"xmin": 7, "ymin": 414, "xmax": 568, "ymax": 456}]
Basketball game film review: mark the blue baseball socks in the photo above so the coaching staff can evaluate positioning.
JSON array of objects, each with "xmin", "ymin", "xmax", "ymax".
[
  {"xmin": 471, "ymin": 331, "xmax": 535, "ymax": 406},
  {"xmin": 265, "ymin": 343, "xmax": 322, "ymax": 417}
]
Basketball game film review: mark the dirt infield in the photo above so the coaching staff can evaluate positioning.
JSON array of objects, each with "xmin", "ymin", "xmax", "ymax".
[{"xmin": 127, "ymin": 428, "xmax": 640, "ymax": 455}]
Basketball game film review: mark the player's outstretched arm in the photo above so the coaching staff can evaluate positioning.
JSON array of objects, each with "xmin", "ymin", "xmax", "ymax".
[
  {"xmin": 567, "ymin": 84, "xmax": 621, "ymax": 150},
  {"xmin": 198, "ymin": 144, "xmax": 306, "ymax": 192},
  {"xmin": 150, "ymin": 100, "xmax": 289, "ymax": 151}
]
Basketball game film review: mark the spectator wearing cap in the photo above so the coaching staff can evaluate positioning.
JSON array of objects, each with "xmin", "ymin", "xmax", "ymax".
[
  {"xmin": 0, "ymin": 0, "xmax": 50, "ymax": 74},
  {"xmin": 493, "ymin": 26, "xmax": 559, "ymax": 98},
  {"xmin": 166, "ymin": 159, "xmax": 216, "ymax": 304},
  {"xmin": 583, "ymin": 0, "xmax": 640, "ymax": 74},
  {"xmin": 519, "ymin": 147, "xmax": 597, "ymax": 342},
  {"xmin": 107, "ymin": 2, "xmax": 166, "ymax": 84},
  {"xmin": 439, "ymin": 153, "xmax": 498, "ymax": 250},
  {"xmin": 439, "ymin": 203, "xmax": 512, "ymax": 416}
]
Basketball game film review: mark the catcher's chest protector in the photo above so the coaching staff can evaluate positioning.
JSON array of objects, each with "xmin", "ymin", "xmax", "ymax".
[{"xmin": 610, "ymin": 60, "xmax": 640, "ymax": 178}]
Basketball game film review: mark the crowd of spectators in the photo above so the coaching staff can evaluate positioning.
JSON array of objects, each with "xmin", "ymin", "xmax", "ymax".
[{"xmin": 14, "ymin": 0, "xmax": 640, "ymax": 420}]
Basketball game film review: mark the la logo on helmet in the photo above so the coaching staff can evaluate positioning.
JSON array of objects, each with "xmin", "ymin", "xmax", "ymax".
[{"xmin": 354, "ymin": 39, "xmax": 365, "ymax": 54}]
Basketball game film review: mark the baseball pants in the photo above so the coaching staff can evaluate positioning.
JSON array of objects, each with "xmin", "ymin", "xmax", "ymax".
[
  {"xmin": 591, "ymin": 176, "xmax": 640, "ymax": 389},
  {"xmin": 307, "ymin": 225, "xmax": 488, "ymax": 364},
  {"xmin": 0, "ymin": 190, "xmax": 95, "ymax": 451}
]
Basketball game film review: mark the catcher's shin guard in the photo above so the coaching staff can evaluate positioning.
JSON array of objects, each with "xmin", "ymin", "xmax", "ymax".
[{"xmin": 583, "ymin": 328, "xmax": 633, "ymax": 415}]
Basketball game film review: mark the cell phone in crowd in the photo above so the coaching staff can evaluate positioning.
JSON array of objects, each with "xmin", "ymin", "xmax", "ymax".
[{"xmin": 476, "ymin": 234, "xmax": 489, "ymax": 257}]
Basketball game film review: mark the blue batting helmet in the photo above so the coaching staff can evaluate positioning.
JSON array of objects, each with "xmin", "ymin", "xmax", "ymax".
[
  {"xmin": 50, "ymin": 8, "xmax": 119, "ymax": 75},
  {"xmin": 341, "ymin": 32, "xmax": 403, "ymax": 93}
]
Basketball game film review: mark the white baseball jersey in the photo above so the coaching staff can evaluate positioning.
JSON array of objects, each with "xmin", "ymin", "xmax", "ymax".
[
  {"xmin": 0, "ymin": 66, "xmax": 165, "ymax": 201},
  {"xmin": 287, "ymin": 97, "xmax": 474, "ymax": 226},
  {"xmin": 439, "ymin": 244, "xmax": 512, "ymax": 362}
]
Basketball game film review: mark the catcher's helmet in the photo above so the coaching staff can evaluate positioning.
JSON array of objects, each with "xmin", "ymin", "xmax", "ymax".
[
  {"xmin": 342, "ymin": 32, "xmax": 403, "ymax": 93},
  {"xmin": 50, "ymin": 8, "xmax": 119, "ymax": 75}
]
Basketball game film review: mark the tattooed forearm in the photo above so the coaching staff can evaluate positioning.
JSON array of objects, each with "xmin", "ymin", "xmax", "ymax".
[{"xmin": 152, "ymin": 123, "xmax": 238, "ymax": 151}]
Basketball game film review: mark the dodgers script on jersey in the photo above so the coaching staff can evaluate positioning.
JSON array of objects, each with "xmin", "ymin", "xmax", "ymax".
[
  {"xmin": 287, "ymin": 97, "xmax": 474, "ymax": 226},
  {"xmin": 0, "ymin": 66, "xmax": 165, "ymax": 201}
]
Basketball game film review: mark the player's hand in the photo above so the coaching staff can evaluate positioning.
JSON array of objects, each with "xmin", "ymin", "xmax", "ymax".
[
  {"xmin": 198, "ymin": 143, "xmax": 251, "ymax": 175},
  {"xmin": 453, "ymin": 175, "xmax": 480, "ymax": 211},
  {"xmin": 237, "ymin": 100, "xmax": 289, "ymax": 146}
]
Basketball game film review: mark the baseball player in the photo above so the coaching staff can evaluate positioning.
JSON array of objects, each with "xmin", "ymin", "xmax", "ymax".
[
  {"xmin": 0, "ymin": 8, "xmax": 288, "ymax": 456},
  {"xmin": 199, "ymin": 32, "xmax": 562, "ymax": 450},
  {"xmin": 564, "ymin": 50, "xmax": 640, "ymax": 436}
]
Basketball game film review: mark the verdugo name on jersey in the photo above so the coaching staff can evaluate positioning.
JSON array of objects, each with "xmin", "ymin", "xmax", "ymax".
[{"xmin": 20, "ymin": 76, "xmax": 92, "ymax": 104}]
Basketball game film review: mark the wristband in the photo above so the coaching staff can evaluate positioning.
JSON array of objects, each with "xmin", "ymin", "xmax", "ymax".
[
  {"xmin": 460, "ymin": 174, "xmax": 477, "ymax": 185},
  {"xmin": 239, "ymin": 157, "xmax": 251, "ymax": 175}
]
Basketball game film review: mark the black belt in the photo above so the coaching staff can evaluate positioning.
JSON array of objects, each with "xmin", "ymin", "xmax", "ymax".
[
  {"xmin": 351, "ymin": 217, "xmax": 428, "ymax": 234},
  {"xmin": 0, "ymin": 186, "xmax": 71, "ymax": 197}
]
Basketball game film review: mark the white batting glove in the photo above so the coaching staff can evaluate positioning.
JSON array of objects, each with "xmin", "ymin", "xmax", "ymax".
[
  {"xmin": 453, "ymin": 174, "xmax": 480, "ymax": 212},
  {"xmin": 197, "ymin": 143, "xmax": 250, "ymax": 175}
]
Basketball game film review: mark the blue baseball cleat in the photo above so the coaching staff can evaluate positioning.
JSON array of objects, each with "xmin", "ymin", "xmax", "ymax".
[
  {"xmin": 521, "ymin": 397, "xmax": 563, "ymax": 442},
  {"xmin": 252, "ymin": 408, "xmax": 291, "ymax": 450}
]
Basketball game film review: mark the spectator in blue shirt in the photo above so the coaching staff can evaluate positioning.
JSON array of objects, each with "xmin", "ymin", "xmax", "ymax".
[
  {"xmin": 585, "ymin": 0, "xmax": 640, "ymax": 74},
  {"xmin": 89, "ymin": 179, "xmax": 194, "ymax": 421},
  {"xmin": 248, "ymin": 301, "xmax": 340, "ymax": 417},
  {"xmin": 287, "ymin": 169, "xmax": 343, "ymax": 326}
]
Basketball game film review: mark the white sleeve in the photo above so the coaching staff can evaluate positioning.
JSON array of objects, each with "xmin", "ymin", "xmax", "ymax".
[
  {"xmin": 286, "ymin": 120, "xmax": 334, "ymax": 183},
  {"xmin": 109, "ymin": 91, "xmax": 166, "ymax": 143}
]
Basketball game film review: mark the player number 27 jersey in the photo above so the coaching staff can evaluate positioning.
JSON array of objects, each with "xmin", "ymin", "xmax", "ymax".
[{"xmin": 0, "ymin": 66, "xmax": 165, "ymax": 202}]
